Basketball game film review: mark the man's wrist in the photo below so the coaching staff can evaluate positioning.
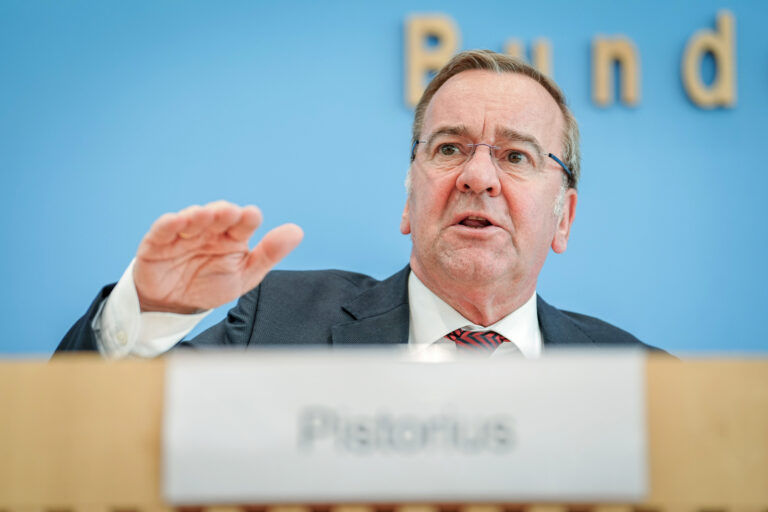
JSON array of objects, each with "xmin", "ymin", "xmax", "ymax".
[{"xmin": 94, "ymin": 259, "xmax": 213, "ymax": 358}]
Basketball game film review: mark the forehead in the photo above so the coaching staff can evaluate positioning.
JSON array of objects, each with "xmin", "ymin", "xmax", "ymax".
[{"xmin": 422, "ymin": 69, "xmax": 565, "ymax": 150}]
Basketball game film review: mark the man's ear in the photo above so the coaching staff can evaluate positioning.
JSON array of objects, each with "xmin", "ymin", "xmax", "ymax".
[
  {"xmin": 551, "ymin": 188, "xmax": 577, "ymax": 254},
  {"xmin": 400, "ymin": 200, "xmax": 411, "ymax": 235}
]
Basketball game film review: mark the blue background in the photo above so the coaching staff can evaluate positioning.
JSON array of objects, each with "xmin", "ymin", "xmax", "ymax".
[{"xmin": 1, "ymin": 0, "xmax": 766, "ymax": 356}]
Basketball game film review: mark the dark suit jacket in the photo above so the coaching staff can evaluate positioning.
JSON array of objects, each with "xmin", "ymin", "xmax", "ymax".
[{"xmin": 56, "ymin": 265, "xmax": 657, "ymax": 353}]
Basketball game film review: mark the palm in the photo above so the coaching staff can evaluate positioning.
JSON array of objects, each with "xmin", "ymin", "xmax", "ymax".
[{"xmin": 134, "ymin": 202, "xmax": 303, "ymax": 313}]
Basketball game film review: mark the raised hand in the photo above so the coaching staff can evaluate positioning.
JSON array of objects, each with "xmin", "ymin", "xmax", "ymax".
[{"xmin": 134, "ymin": 201, "xmax": 303, "ymax": 314}]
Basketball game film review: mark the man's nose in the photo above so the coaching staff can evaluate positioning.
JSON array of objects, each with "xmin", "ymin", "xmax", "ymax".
[{"xmin": 455, "ymin": 144, "xmax": 501, "ymax": 196}]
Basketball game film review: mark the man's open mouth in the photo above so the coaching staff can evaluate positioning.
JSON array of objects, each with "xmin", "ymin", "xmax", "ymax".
[{"xmin": 459, "ymin": 215, "xmax": 493, "ymax": 228}]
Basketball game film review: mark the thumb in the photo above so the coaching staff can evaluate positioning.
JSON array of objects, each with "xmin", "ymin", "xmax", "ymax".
[{"xmin": 242, "ymin": 223, "xmax": 304, "ymax": 291}]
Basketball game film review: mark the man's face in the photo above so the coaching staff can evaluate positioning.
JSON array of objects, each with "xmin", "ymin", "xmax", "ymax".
[{"xmin": 401, "ymin": 70, "xmax": 577, "ymax": 302}]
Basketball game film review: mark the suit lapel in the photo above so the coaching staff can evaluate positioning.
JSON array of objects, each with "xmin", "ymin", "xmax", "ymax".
[
  {"xmin": 331, "ymin": 266, "xmax": 411, "ymax": 346},
  {"xmin": 331, "ymin": 276, "xmax": 596, "ymax": 348},
  {"xmin": 537, "ymin": 295, "xmax": 596, "ymax": 348}
]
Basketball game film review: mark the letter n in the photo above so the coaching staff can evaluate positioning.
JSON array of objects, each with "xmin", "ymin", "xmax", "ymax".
[{"xmin": 592, "ymin": 36, "xmax": 641, "ymax": 107}]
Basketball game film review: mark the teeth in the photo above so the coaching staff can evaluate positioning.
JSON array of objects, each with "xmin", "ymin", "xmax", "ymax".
[{"xmin": 467, "ymin": 216, "xmax": 487, "ymax": 221}]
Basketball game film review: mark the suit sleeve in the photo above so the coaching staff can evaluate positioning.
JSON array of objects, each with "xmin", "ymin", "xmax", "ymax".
[
  {"xmin": 55, "ymin": 281, "xmax": 264, "ymax": 354},
  {"xmin": 175, "ymin": 284, "xmax": 262, "ymax": 349},
  {"xmin": 55, "ymin": 284, "xmax": 116, "ymax": 353}
]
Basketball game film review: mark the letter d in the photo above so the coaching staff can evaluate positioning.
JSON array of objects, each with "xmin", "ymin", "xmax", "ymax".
[{"xmin": 682, "ymin": 11, "xmax": 736, "ymax": 108}]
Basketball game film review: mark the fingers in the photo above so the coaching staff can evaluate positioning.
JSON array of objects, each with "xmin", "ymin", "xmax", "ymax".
[
  {"xmin": 142, "ymin": 205, "xmax": 211, "ymax": 245},
  {"xmin": 243, "ymin": 223, "xmax": 304, "ymax": 290},
  {"xmin": 203, "ymin": 200, "xmax": 247, "ymax": 236},
  {"xmin": 175, "ymin": 205, "xmax": 215, "ymax": 239},
  {"xmin": 144, "ymin": 212, "xmax": 186, "ymax": 245},
  {"xmin": 226, "ymin": 205, "xmax": 262, "ymax": 241},
  {"xmin": 143, "ymin": 201, "xmax": 262, "ymax": 246}
]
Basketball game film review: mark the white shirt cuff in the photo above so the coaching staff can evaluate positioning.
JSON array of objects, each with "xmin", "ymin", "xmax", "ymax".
[{"xmin": 91, "ymin": 259, "xmax": 211, "ymax": 358}]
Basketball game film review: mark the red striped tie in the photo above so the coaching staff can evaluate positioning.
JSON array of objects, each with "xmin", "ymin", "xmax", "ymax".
[{"xmin": 445, "ymin": 328, "xmax": 510, "ymax": 353}]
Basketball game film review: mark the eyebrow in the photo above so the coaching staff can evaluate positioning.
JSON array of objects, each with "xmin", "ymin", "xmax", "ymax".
[
  {"xmin": 424, "ymin": 125, "xmax": 472, "ymax": 148},
  {"xmin": 495, "ymin": 127, "xmax": 546, "ymax": 158}
]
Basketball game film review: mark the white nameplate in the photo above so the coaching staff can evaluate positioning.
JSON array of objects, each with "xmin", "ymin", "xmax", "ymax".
[{"xmin": 163, "ymin": 349, "xmax": 647, "ymax": 503}]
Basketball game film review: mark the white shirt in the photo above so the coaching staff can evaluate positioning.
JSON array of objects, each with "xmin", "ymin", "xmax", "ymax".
[
  {"xmin": 94, "ymin": 261, "xmax": 542, "ymax": 359},
  {"xmin": 407, "ymin": 271, "xmax": 541, "ymax": 359}
]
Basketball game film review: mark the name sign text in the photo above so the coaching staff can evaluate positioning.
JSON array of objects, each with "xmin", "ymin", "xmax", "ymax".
[{"xmin": 163, "ymin": 350, "xmax": 647, "ymax": 503}]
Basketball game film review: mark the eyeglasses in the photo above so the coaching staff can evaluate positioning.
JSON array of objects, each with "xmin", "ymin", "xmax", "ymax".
[{"xmin": 411, "ymin": 138, "xmax": 574, "ymax": 184}]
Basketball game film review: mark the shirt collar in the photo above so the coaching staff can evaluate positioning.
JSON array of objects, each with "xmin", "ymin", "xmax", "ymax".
[{"xmin": 407, "ymin": 271, "xmax": 542, "ymax": 358}]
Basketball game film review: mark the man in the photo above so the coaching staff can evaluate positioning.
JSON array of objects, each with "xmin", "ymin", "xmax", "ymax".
[{"xmin": 57, "ymin": 50, "xmax": 658, "ymax": 357}]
